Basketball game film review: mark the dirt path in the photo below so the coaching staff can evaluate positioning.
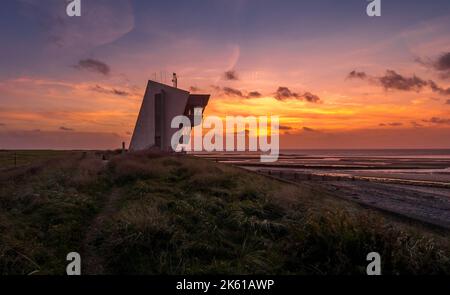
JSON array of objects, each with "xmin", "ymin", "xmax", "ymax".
[{"xmin": 82, "ymin": 189, "xmax": 121, "ymax": 275}]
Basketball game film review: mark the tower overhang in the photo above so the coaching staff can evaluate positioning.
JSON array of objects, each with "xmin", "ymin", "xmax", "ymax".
[{"xmin": 129, "ymin": 81, "xmax": 210, "ymax": 151}]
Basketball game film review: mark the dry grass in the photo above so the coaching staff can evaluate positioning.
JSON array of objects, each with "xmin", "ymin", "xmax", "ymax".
[
  {"xmin": 0, "ymin": 150, "xmax": 449, "ymax": 275},
  {"xmin": 93, "ymin": 152, "xmax": 450, "ymax": 275}
]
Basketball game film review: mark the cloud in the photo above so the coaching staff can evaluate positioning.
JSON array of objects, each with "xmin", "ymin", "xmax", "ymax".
[
  {"xmin": 17, "ymin": 0, "xmax": 135, "ymax": 50},
  {"xmin": 303, "ymin": 127, "xmax": 317, "ymax": 132},
  {"xmin": 416, "ymin": 52, "xmax": 450, "ymax": 79},
  {"xmin": 219, "ymin": 86, "xmax": 318, "ymax": 101},
  {"xmin": 112, "ymin": 89, "xmax": 129, "ymax": 96},
  {"xmin": 379, "ymin": 70, "xmax": 427, "ymax": 92},
  {"xmin": 379, "ymin": 122, "xmax": 403, "ymax": 127},
  {"xmin": 423, "ymin": 117, "xmax": 450, "ymax": 125},
  {"xmin": 247, "ymin": 91, "xmax": 262, "ymax": 98},
  {"xmin": 91, "ymin": 85, "xmax": 129, "ymax": 96},
  {"xmin": 223, "ymin": 70, "xmax": 239, "ymax": 81},
  {"xmin": 279, "ymin": 125, "xmax": 293, "ymax": 130},
  {"xmin": 433, "ymin": 52, "xmax": 450, "ymax": 78},
  {"xmin": 278, "ymin": 125, "xmax": 293, "ymax": 134},
  {"xmin": 434, "ymin": 52, "xmax": 450, "ymax": 71},
  {"xmin": 223, "ymin": 87, "xmax": 244, "ymax": 97},
  {"xmin": 221, "ymin": 87, "xmax": 262, "ymax": 99},
  {"xmin": 190, "ymin": 86, "xmax": 200, "ymax": 92},
  {"xmin": 210, "ymin": 85, "xmax": 221, "ymax": 91},
  {"xmin": 302, "ymin": 92, "xmax": 321, "ymax": 103},
  {"xmin": 347, "ymin": 70, "xmax": 368, "ymax": 79},
  {"xmin": 0, "ymin": 123, "xmax": 5, "ymax": 126},
  {"xmin": 348, "ymin": 69, "xmax": 450, "ymax": 96},
  {"xmin": 446, "ymin": 99, "xmax": 450, "ymax": 105},
  {"xmin": 59, "ymin": 126, "xmax": 74, "ymax": 131},
  {"xmin": 274, "ymin": 87, "xmax": 321, "ymax": 103},
  {"xmin": 274, "ymin": 87, "xmax": 300, "ymax": 100},
  {"xmin": 428, "ymin": 80, "xmax": 450, "ymax": 96},
  {"xmin": 75, "ymin": 59, "xmax": 111, "ymax": 76}
]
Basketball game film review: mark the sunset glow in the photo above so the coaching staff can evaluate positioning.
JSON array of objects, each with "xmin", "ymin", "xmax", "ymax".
[{"xmin": 1, "ymin": 0, "xmax": 449, "ymax": 149}]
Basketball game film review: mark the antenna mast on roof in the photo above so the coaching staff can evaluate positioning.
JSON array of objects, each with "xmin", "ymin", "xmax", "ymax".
[{"xmin": 172, "ymin": 73, "xmax": 178, "ymax": 88}]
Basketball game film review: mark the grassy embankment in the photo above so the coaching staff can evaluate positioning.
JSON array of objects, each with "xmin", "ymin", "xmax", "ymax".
[
  {"xmin": 0, "ymin": 150, "xmax": 449, "ymax": 275},
  {"xmin": 0, "ymin": 150, "xmax": 67, "ymax": 169}
]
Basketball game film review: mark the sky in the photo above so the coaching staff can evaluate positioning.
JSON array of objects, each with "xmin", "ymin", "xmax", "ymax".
[{"xmin": 0, "ymin": 0, "xmax": 450, "ymax": 149}]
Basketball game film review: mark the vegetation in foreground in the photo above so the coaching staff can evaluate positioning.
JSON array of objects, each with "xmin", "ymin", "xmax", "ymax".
[{"xmin": 0, "ymin": 150, "xmax": 449, "ymax": 275}]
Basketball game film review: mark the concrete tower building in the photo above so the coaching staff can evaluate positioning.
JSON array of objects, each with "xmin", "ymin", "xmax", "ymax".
[{"xmin": 129, "ymin": 79, "xmax": 210, "ymax": 151}]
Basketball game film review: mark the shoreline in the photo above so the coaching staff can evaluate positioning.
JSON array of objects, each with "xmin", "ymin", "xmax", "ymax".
[
  {"xmin": 192, "ymin": 151, "xmax": 450, "ymax": 230},
  {"xmin": 235, "ymin": 166, "xmax": 450, "ymax": 230}
]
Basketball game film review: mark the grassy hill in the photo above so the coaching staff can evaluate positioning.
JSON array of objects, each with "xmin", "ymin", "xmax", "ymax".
[{"xmin": 0, "ymin": 150, "xmax": 449, "ymax": 275}]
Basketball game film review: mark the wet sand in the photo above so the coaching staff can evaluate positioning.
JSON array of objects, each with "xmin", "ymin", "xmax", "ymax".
[
  {"xmin": 321, "ymin": 181, "xmax": 450, "ymax": 229},
  {"xmin": 195, "ymin": 151, "xmax": 450, "ymax": 229}
]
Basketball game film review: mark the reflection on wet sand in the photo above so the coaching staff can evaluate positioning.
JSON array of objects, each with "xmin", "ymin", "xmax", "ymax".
[{"xmin": 194, "ymin": 150, "xmax": 450, "ymax": 229}]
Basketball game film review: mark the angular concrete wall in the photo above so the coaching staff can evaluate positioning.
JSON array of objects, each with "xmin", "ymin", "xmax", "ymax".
[{"xmin": 130, "ymin": 81, "xmax": 206, "ymax": 151}]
